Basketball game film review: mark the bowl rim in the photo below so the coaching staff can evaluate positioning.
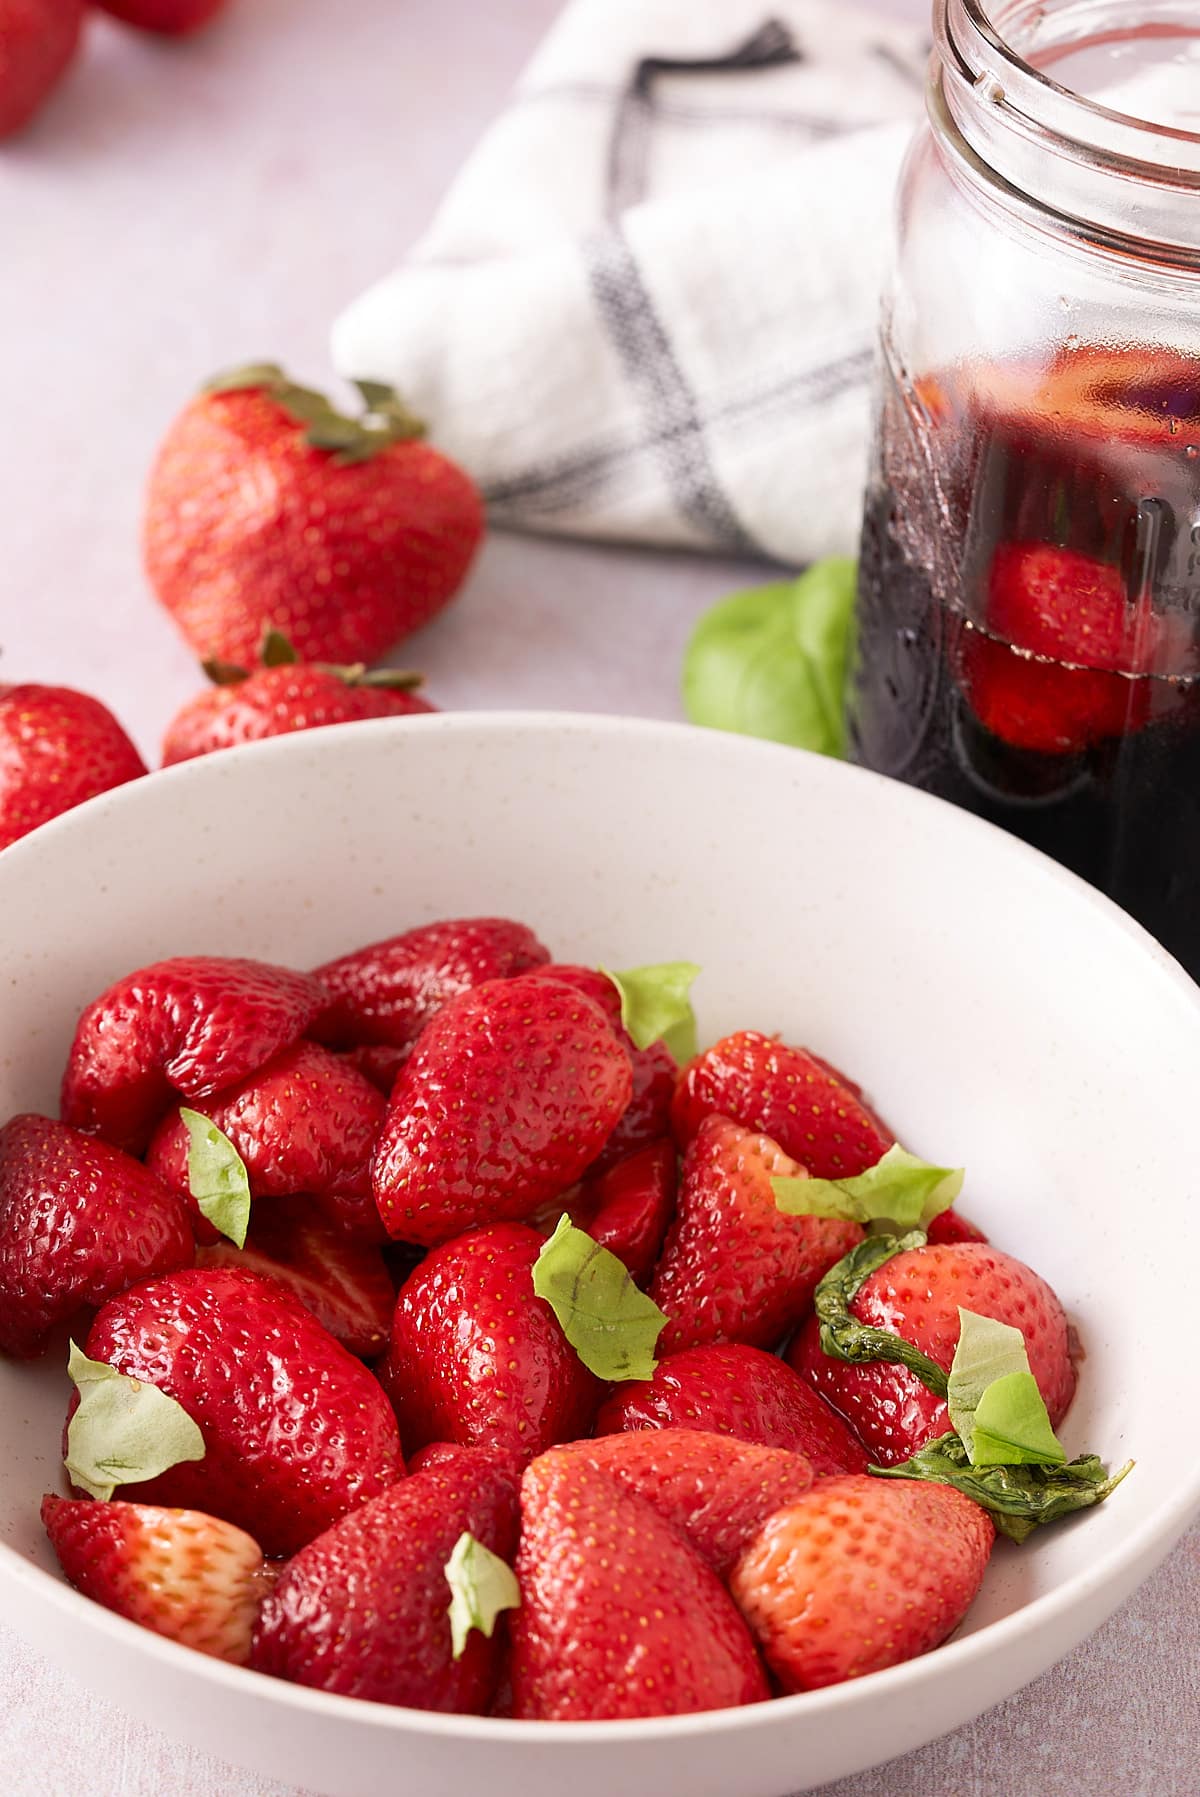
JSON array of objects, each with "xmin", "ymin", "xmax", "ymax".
[{"xmin": 2, "ymin": 708, "xmax": 1198, "ymax": 1743}]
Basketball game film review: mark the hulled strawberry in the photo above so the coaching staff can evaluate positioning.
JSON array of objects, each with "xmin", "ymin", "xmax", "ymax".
[
  {"xmin": 595, "ymin": 1341, "xmax": 867, "ymax": 1476},
  {"xmin": 371, "ymin": 975, "xmax": 632, "ymax": 1246},
  {"xmin": 0, "ymin": 1114, "xmax": 193, "ymax": 1358},
  {"xmin": 539, "ymin": 964, "xmax": 678, "ymax": 1174},
  {"xmin": 76, "ymin": 1266, "xmax": 403, "ymax": 1556},
  {"xmin": 789, "ymin": 1240, "xmax": 1076, "ymax": 1467},
  {"xmin": 0, "ymin": 684, "xmax": 146, "ymax": 850},
  {"xmin": 511, "ymin": 1450, "xmax": 768, "ymax": 1720},
  {"xmin": 42, "ymin": 1495, "xmax": 267, "ymax": 1664},
  {"xmin": 378, "ymin": 1223, "xmax": 600, "ymax": 1461},
  {"xmin": 561, "ymin": 1139, "xmax": 677, "ymax": 1286},
  {"xmin": 60, "ymin": 955, "xmax": 327, "ymax": 1156},
  {"xmin": 729, "ymin": 1476, "xmax": 993, "ymax": 1689},
  {"xmin": 648, "ymin": 1115, "xmax": 860, "ymax": 1354},
  {"xmin": 253, "ymin": 1444, "xmax": 519, "ymax": 1711},
  {"xmin": 143, "ymin": 366, "xmax": 484, "ymax": 669}
]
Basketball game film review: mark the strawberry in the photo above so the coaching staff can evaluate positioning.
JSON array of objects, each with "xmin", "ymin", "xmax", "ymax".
[
  {"xmin": 788, "ymin": 1240, "xmax": 1077, "ymax": 1467},
  {"xmin": 77, "ymin": 1266, "xmax": 403, "ymax": 1556},
  {"xmin": 378, "ymin": 1223, "xmax": 600, "ymax": 1462},
  {"xmin": 729, "ymin": 1475, "xmax": 993, "ymax": 1690},
  {"xmin": 253, "ymin": 1444, "xmax": 518, "ymax": 1710},
  {"xmin": 371, "ymin": 975, "xmax": 632, "ymax": 1246},
  {"xmin": 197, "ymin": 1197, "xmax": 393, "ymax": 1358},
  {"xmin": 161, "ymin": 657, "xmax": 434, "ymax": 767},
  {"xmin": 958, "ymin": 542, "xmax": 1161, "ymax": 754},
  {"xmin": 0, "ymin": 1113, "xmax": 193, "ymax": 1358},
  {"xmin": 0, "ymin": 684, "xmax": 146, "ymax": 851},
  {"xmin": 648, "ymin": 1115, "xmax": 860, "ymax": 1354},
  {"xmin": 95, "ymin": 0, "xmax": 226, "ymax": 33},
  {"xmin": 511, "ymin": 1449, "xmax": 768, "ymax": 1720},
  {"xmin": 0, "ymin": 0, "xmax": 82, "ymax": 138},
  {"xmin": 60, "ymin": 955, "xmax": 327, "ymax": 1156},
  {"xmin": 537, "ymin": 964, "xmax": 678, "ymax": 1175},
  {"xmin": 594, "ymin": 1341, "xmax": 868, "ymax": 1476},
  {"xmin": 926, "ymin": 1207, "xmax": 988, "ymax": 1246},
  {"xmin": 573, "ymin": 1429, "xmax": 814, "ymax": 1580},
  {"xmin": 144, "ymin": 1039, "xmax": 386, "ymax": 1243},
  {"xmin": 671, "ymin": 1030, "xmax": 892, "ymax": 1178},
  {"xmin": 313, "ymin": 917, "xmax": 551, "ymax": 1051},
  {"xmin": 41, "ymin": 1495, "xmax": 266, "ymax": 1664},
  {"xmin": 566, "ymin": 1138, "xmax": 677, "ymax": 1286},
  {"xmin": 341, "ymin": 1042, "xmax": 410, "ymax": 1094},
  {"xmin": 143, "ymin": 366, "xmax": 484, "ymax": 669}
]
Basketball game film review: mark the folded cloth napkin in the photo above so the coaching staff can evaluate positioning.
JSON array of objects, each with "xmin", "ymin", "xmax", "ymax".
[{"xmin": 332, "ymin": 0, "xmax": 926, "ymax": 565}]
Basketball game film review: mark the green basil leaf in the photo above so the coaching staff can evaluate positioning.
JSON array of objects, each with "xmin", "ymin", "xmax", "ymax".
[
  {"xmin": 444, "ymin": 1530, "xmax": 521, "ymax": 1659},
  {"xmin": 600, "ymin": 961, "xmax": 700, "ymax": 1060},
  {"xmin": 871, "ymin": 1430, "xmax": 1130, "ymax": 1542},
  {"xmin": 813, "ymin": 1230, "xmax": 949, "ymax": 1398},
  {"xmin": 971, "ymin": 1372, "xmax": 1068, "ymax": 1467},
  {"xmin": 180, "ymin": 1108, "xmax": 251, "ymax": 1248},
  {"xmin": 64, "ymin": 1342, "xmax": 206, "ymax": 1502},
  {"xmin": 681, "ymin": 558, "xmax": 856, "ymax": 757},
  {"xmin": 533, "ymin": 1214, "xmax": 667, "ymax": 1381},
  {"xmin": 773, "ymin": 1144, "xmax": 963, "ymax": 1231}
]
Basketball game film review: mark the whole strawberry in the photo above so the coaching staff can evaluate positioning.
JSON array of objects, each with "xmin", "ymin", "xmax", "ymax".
[
  {"xmin": 0, "ymin": 0, "xmax": 82, "ymax": 139},
  {"xmin": 77, "ymin": 1266, "xmax": 403, "ymax": 1556},
  {"xmin": 536, "ymin": 964, "xmax": 677, "ymax": 1174},
  {"xmin": 729, "ymin": 1475, "xmax": 993, "ymax": 1690},
  {"xmin": 371, "ymin": 975, "xmax": 632, "ymax": 1246},
  {"xmin": 96, "ymin": 0, "xmax": 226, "ymax": 33},
  {"xmin": 565, "ymin": 1138, "xmax": 677, "ymax": 1286},
  {"xmin": 0, "ymin": 684, "xmax": 146, "ymax": 851},
  {"xmin": 143, "ymin": 366, "xmax": 484, "ymax": 668},
  {"xmin": 0, "ymin": 1113, "xmax": 193, "ymax": 1358}
]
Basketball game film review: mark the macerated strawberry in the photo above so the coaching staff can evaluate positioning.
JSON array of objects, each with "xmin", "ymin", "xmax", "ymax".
[
  {"xmin": 566, "ymin": 1139, "xmax": 677, "ymax": 1285},
  {"xmin": 0, "ymin": 684, "xmax": 145, "ymax": 850},
  {"xmin": 162, "ymin": 661, "xmax": 434, "ymax": 765}
]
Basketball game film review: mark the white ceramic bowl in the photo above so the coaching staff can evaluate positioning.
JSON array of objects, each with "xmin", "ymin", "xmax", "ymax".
[{"xmin": 1, "ymin": 713, "xmax": 1197, "ymax": 1797}]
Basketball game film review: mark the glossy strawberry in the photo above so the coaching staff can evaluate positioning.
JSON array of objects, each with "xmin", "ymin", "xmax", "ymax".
[
  {"xmin": 788, "ymin": 1240, "xmax": 1077, "ymax": 1467},
  {"xmin": 253, "ymin": 1444, "xmax": 518, "ymax": 1711},
  {"xmin": 0, "ymin": 0, "xmax": 82, "ymax": 138},
  {"xmin": 729, "ymin": 1476, "xmax": 993, "ymax": 1690},
  {"xmin": 0, "ymin": 1114, "xmax": 192, "ymax": 1358},
  {"xmin": 595, "ymin": 1341, "xmax": 867, "ymax": 1476},
  {"xmin": 96, "ymin": 0, "xmax": 226, "ymax": 33},
  {"xmin": 648, "ymin": 1116, "xmax": 860, "ymax": 1354},
  {"xmin": 314, "ymin": 917, "xmax": 550, "ymax": 1051},
  {"xmin": 197, "ymin": 1198, "xmax": 393, "ymax": 1358},
  {"xmin": 371, "ymin": 975, "xmax": 632, "ymax": 1246},
  {"xmin": 143, "ymin": 367, "xmax": 484, "ymax": 669},
  {"xmin": 161, "ymin": 662, "xmax": 434, "ymax": 766},
  {"xmin": 378, "ymin": 1223, "xmax": 600, "ymax": 1461},
  {"xmin": 145, "ymin": 1039, "xmax": 386, "ymax": 1243},
  {"xmin": 511, "ymin": 1449, "xmax": 768, "ymax": 1720},
  {"xmin": 0, "ymin": 684, "xmax": 145, "ymax": 850},
  {"xmin": 926, "ymin": 1207, "xmax": 989, "ymax": 1246},
  {"xmin": 672, "ymin": 1030, "xmax": 892, "ymax": 1178},
  {"xmin": 60, "ymin": 955, "xmax": 327, "ymax": 1156},
  {"xmin": 538, "ymin": 964, "xmax": 677, "ymax": 1174},
  {"xmin": 574, "ymin": 1429, "xmax": 814, "ymax": 1579},
  {"xmin": 566, "ymin": 1139, "xmax": 676, "ymax": 1286},
  {"xmin": 42, "ymin": 1495, "xmax": 267, "ymax": 1663},
  {"xmin": 341, "ymin": 1042, "xmax": 410, "ymax": 1095},
  {"xmin": 77, "ymin": 1266, "xmax": 403, "ymax": 1556}
]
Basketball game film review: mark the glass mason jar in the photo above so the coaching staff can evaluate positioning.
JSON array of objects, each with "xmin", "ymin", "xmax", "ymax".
[{"xmin": 849, "ymin": 0, "xmax": 1200, "ymax": 978}]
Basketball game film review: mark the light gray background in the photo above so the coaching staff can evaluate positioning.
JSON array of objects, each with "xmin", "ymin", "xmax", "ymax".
[{"xmin": 2, "ymin": 1, "xmax": 1195, "ymax": 1792}]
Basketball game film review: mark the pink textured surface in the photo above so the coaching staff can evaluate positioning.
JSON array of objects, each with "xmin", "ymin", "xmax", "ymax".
[{"xmin": 1, "ymin": 0, "xmax": 1196, "ymax": 1790}]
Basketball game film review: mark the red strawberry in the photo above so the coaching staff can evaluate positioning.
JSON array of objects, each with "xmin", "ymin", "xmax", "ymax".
[
  {"xmin": 96, "ymin": 0, "xmax": 226, "ymax": 33},
  {"xmin": 574, "ymin": 1429, "xmax": 814, "ymax": 1579},
  {"xmin": 511, "ymin": 1449, "xmax": 768, "ymax": 1720},
  {"xmin": 648, "ymin": 1115, "xmax": 860, "ymax": 1354},
  {"xmin": 42, "ymin": 1495, "xmax": 266, "ymax": 1663},
  {"xmin": 341, "ymin": 1042, "xmax": 410, "ymax": 1095},
  {"xmin": 371, "ymin": 975, "xmax": 632, "ymax": 1246},
  {"xmin": 788, "ymin": 1240, "xmax": 1077, "ymax": 1467},
  {"xmin": 253, "ymin": 1444, "xmax": 518, "ymax": 1710},
  {"xmin": 926, "ymin": 1207, "xmax": 988, "ymax": 1247},
  {"xmin": 0, "ymin": 0, "xmax": 82, "ymax": 138},
  {"xmin": 958, "ymin": 542, "xmax": 1161, "ymax": 754},
  {"xmin": 378, "ymin": 1223, "xmax": 600, "ymax": 1462},
  {"xmin": 143, "ymin": 366, "xmax": 484, "ymax": 669},
  {"xmin": 0, "ymin": 1113, "xmax": 193, "ymax": 1358},
  {"xmin": 595, "ymin": 1341, "xmax": 867, "ymax": 1476},
  {"xmin": 729, "ymin": 1476, "xmax": 993, "ymax": 1690},
  {"xmin": 671, "ymin": 1031, "xmax": 892, "ymax": 1178},
  {"xmin": 313, "ymin": 917, "xmax": 551, "ymax": 1051},
  {"xmin": 77, "ymin": 1266, "xmax": 403, "ymax": 1556},
  {"xmin": 0, "ymin": 684, "xmax": 146, "ymax": 851},
  {"xmin": 537, "ymin": 965, "xmax": 678, "ymax": 1175},
  {"xmin": 567, "ymin": 1139, "xmax": 676, "ymax": 1286},
  {"xmin": 60, "ymin": 955, "xmax": 327, "ymax": 1156},
  {"xmin": 197, "ymin": 1197, "xmax": 393, "ymax": 1358},
  {"xmin": 161, "ymin": 661, "xmax": 434, "ymax": 766},
  {"xmin": 144, "ymin": 1039, "xmax": 386, "ymax": 1243}
]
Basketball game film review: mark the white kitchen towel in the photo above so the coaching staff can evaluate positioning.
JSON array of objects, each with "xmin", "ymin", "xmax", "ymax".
[{"xmin": 332, "ymin": 0, "xmax": 927, "ymax": 565}]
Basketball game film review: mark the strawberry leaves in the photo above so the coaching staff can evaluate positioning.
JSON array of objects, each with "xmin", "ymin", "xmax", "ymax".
[
  {"xmin": 444, "ymin": 1531, "xmax": 521, "ymax": 1659},
  {"xmin": 533, "ymin": 1215, "xmax": 667, "ymax": 1381},
  {"xmin": 773, "ymin": 1145, "xmax": 963, "ymax": 1232},
  {"xmin": 64, "ymin": 1342, "xmax": 205, "ymax": 1502},
  {"xmin": 601, "ymin": 961, "xmax": 700, "ymax": 1060},
  {"xmin": 203, "ymin": 363, "xmax": 426, "ymax": 464},
  {"xmin": 180, "ymin": 1108, "xmax": 251, "ymax": 1249}
]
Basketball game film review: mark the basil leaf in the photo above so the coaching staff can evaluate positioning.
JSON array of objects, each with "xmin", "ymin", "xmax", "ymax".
[
  {"xmin": 444, "ymin": 1531, "xmax": 521, "ymax": 1659},
  {"xmin": 773, "ymin": 1145, "xmax": 963, "ymax": 1232},
  {"xmin": 600, "ymin": 961, "xmax": 700, "ymax": 1060},
  {"xmin": 871, "ymin": 1431, "xmax": 1131, "ymax": 1543},
  {"xmin": 971, "ymin": 1372, "xmax": 1067, "ymax": 1467},
  {"xmin": 681, "ymin": 558, "xmax": 856, "ymax": 757},
  {"xmin": 64, "ymin": 1342, "xmax": 206, "ymax": 1502},
  {"xmin": 813, "ymin": 1231, "xmax": 949, "ymax": 1398},
  {"xmin": 532, "ymin": 1215, "xmax": 667, "ymax": 1381},
  {"xmin": 180, "ymin": 1108, "xmax": 252, "ymax": 1248}
]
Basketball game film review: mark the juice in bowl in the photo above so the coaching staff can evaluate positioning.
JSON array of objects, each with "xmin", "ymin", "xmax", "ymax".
[{"xmin": 849, "ymin": 0, "xmax": 1200, "ymax": 977}]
